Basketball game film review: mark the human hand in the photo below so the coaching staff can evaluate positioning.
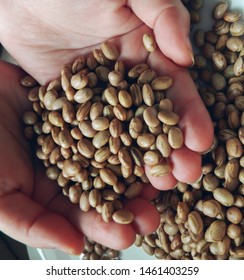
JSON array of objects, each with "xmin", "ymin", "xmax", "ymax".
[
  {"xmin": 0, "ymin": 0, "xmax": 214, "ymax": 190},
  {"xmin": 0, "ymin": 61, "xmax": 161, "ymax": 253},
  {"xmin": 0, "ymin": 0, "xmax": 194, "ymax": 84}
]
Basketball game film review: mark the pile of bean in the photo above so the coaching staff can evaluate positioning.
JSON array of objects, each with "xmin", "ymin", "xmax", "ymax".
[
  {"xmin": 81, "ymin": 237, "xmax": 120, "ymax": 260},
  {"xmin": 22, "ymin": 37, "xmax": 185, "ymax": 226},
  {"xmin": 133, "ymin": 1, "xmax": 244, "ymax": 260}
]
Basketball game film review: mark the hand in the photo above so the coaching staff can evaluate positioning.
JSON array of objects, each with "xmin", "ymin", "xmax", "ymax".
[
  {"xmin": 0, "ymin": 61, "xmax": 160, "ymax": 254},
  {"xmin": 0, "ymin": 0, "xmax": 214, "ymax": 190}
]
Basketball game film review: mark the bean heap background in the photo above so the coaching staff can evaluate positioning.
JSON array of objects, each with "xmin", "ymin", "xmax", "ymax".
[{"xmin": 22, "ymin": 0, "xmax": 244, "ymax": 260}]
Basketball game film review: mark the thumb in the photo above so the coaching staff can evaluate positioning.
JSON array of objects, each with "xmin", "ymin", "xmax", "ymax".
[{"xmin": 128, "ymin": 0, "xmax": 194, "ymax": 66}]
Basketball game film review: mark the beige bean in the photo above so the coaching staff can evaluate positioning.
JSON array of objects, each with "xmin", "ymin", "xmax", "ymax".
[
  {"xmin": 128, "ymin": 63, "xmax": 149, "ymax": 78},
  {"xmin": 102, "ymin": 202, "xmax": 114, "ymax": 223},
  {"xmin": 95, "ymin": 66, "xmax": 109, "ymax": 82},
  {"xmin": 71, "ymin": 72, "xmax": 88, "ymax": 90},
  {"xmin": 129, "ymin": 117, "xmax": 143, "ymax": 139},
  {"xmin": 21, "ymin": 75, "xmax": 38, "ymax": 87},
  {"xmin": 69, "ymin": 185, "xmax": 82, "ymax": 204},
  {"xmin": 151, "ymin": 76, "xmax": 172, "ymax": 90},
  {"xmin": 88, "ymin": 189, "xmax": 102, "ymax": 208},
  {"xmin": 158, "ymin": 98, "xmax": 173, "ymax": 111},
  {"xmin": 234, "ymin": 56, "xmax": 244, "ymax": 77},
  {"xmin": 142, "ymin": 84, "xmax": 154, "ymax": 106},
  {"xmin": 156, "ymin": 134, "xmax": 172, "ymax": 158},
  {"xmin": 226, "ymin": 137, "xmax": 243, "ymax": 158},
  {"xmin": 113, "ymin": 104, "xmax": 127, "ymax": 121},
  {"xmin": 203, "ymin": 173, "xmax": 220, "ymax": 192},
  {"xmin": 113, "ymin": 181, "xmax": 126, "ymax": 194},
  {"xmin": 79, "ymin": 120, "xmax": 97, "ymax": 138},
  {"xmin": 223, "ymin": 11, "xmax": 242, "ymax": 23},
  {"xmin": 138, "ymin": 69, "xmax": 156, "ymax": 85},
  {"xmin": 188, "ymin": 211, "xmax": 204, "ymax": 235},
  {"xmin": 109, "ymin": 136, "xmax": 121, "ymax": 155},
  {"xmin": 22, "ymin": 111, "xmax": 38, "ymax": 125},
  {"xmin": 212, "ymin": 1, "xmax": 228, "ymax": 20},
  {"xmin": 149, "ymin": 163, "xmax": 172, "ymax": 177},
  {"xmin": 93, "ymin": 48, "xmax": 110, "ymax": 65},
  {"xmin": 72, "ymin": 56, "xmax": 86, "ymax": 74},
  {"xmin": 92, "ymin": 117, "xmax": 109, "ymax": 131},
  {"xmin": 203, "ymin": 199, "xmax": 222, "ymax": 218},
  {"xmin": 163, "ymin": 223, "xmax": 179, "ymax": 236},
  {"xmin": 213, "ymin": 188, "xmax": 234, "ymax": 207},
  {"xmin": 230, "ymin": 20, "xmax": 244, "ymax": 36},
  {"xmin": 109, "ymin": 118, "xmax": 123, "ymax": 138},
  {"xmin": 158, "ymin": 110, "xmax": 180, "ymax": 125},
  {"xmin": 77, "ymin": 138, "xmax": 96, "ymax": 158},
  {"xmin": 118, "ymin": 147, "xmax": 133, "ymax": 169},
  {"xmin": 92, "ymin": 130, "xmax": 110, "ymax": 149},
  {"xmin": 46, "ymin": 165, "xmax": 60, "ymax": 181},
  {"xmin": 58, "ymin": 129, "xmax": 73, "ymax": 148},
  {"xmin": 62, "ymin": 101, "xmax": 75, "ymax": 124},
  {"xmin": 129, "ymin": 84, "xmax": 142, "ymax": 107},
  {"xmin": 137, "ymin": 133, "xmax": 156, "ymax": 149},
  {"xmin": 104, "ymin": 87, "xmax": 118, "ymax": 106},
  {"xmin": 48, "ymin": 111, "xmax": 64, "ymax": 128},
  {"xmin": 112, "ymin": 209, "xmax": 134, "ymax": 224},
  {"xmin": 120, "ymin": 132, "xmax": 133, "ymax": 146},
  {"xmin": 205, "ymin": 220, "xmax": 226, "ymax": 242},
  {"xmin": 62, "ymin": 159, "xmax": 81, "ymax": 178},
  {"xmin": 121, "ymin": 165, "xmax": 133, "ymax": 178},
  {"xmin": 142, "ymin": 33, "xmax": 156, "ymax": 52},
  {"xmin": 177, "ymin": 202, "xmax": 190, "ymax": 223},
  {"xmin": 227, "ymin": 224, "xmax": 242, "ymax": 239},
  {"xmin": 76, "ymin": 101, "xmax": 92, "ymax": 122},
  {"xmin": 79, "ymin": 191, "xmax": 90, "ymax": 212},
  {"xmin": 93, "ymin": 175, "xmax": 106, "ymax": 190},
  {"xmin": 100, "ymin": 168, "xmax": 118, "ymax": 186},
  {"xmin": 94, "ymin": 146, "xmax": 111, "ymax": 163},
  {"xmin": 108, "ymin": 70, "xmax": 124, "ymax": 87},
  {"xmin": 143, "ymin": 107, "xmax": 160, "ymax": 128},
  {"xmin": 168, "ymin": 127, "xmax": 184, "ymax": 149},
  {"xmin": 43, "ymin": 90, "xmax": 58, "ymax": 110},
  {"xmin": 226, "ymin": 207, "xmax": 243, "ymax": 224},
  {"xmin": 226, "ymin": 37, "xmax": 243, "ymax": 52},
  {"xmin": 212, "ymin": 51, "xmax": 227, "ymax": 70},
  {"xmin": 130, "ymin": 147, "xmax": 144, "ymax": 167},
  {"xmin": 101, "ymin": 41, "xmax": 119, "ymax": 60},
  {"xmin": 143, "ymin": 150, "xmax": 161, "ymax": 166},
  {"xmin": 74, "ymin": 87, "xmax": 94, "ymax": 103},
  {"xmin": 118, "ymin": 90, "xmax": 132, "ymax": 108}
]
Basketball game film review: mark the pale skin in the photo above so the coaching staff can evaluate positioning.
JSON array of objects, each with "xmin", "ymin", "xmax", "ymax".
[{"xmin": 0, "ymin": 0, "xmax": 214, "ymax": 254}]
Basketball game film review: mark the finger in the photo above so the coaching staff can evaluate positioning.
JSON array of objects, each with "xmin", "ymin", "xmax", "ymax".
[
  {"xmin": 169, "ymin": 70, "xmax": 214, "ymax": 153},
  {"xmin": 148, "ymin": 49, "xmax": 214, "ymax": 153},
  {"xmin": 145, "ymin": 146, "xmax": 202, "ymax": 190},
  {"xmin": 67, "ymin": 207, "xmax": 136, "ymax": 250},
  {"xmin": 128, "ymin": 0, "xmax": 193, "ymax": 66},
  {"xmin": 0, "ymin": 191, "xmax": 84, "ymax": 255},
  {"xmin": 125, "ymin": 197, "xmax": 160, "ymax": 236},
  {"xmin": 139, "ymin": 183, "xmax": 161, "ymax": 200},
  {"xmin": 50, "ymin": 195, "xmax": 160, "ymax": 250},
  {"xmin": 170, "ymin": 146, "xmax": 202, "ymax": 183}
]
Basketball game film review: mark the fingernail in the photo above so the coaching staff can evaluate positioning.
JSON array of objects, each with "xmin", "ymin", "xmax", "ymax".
[
  {"xmin": 58, "ymin": 245, "xmax": 83, "ymax": 256},
  {"xmin": 172, "ymin": 182, "xmax": 179, "ymax": 189},
  {"xmin": 65, "ymin": 248, "xmax": 82, "ymax": 256},
  {"xmin": 186, "ymin": 37, "xmax": 195, "ymax": 67}
]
